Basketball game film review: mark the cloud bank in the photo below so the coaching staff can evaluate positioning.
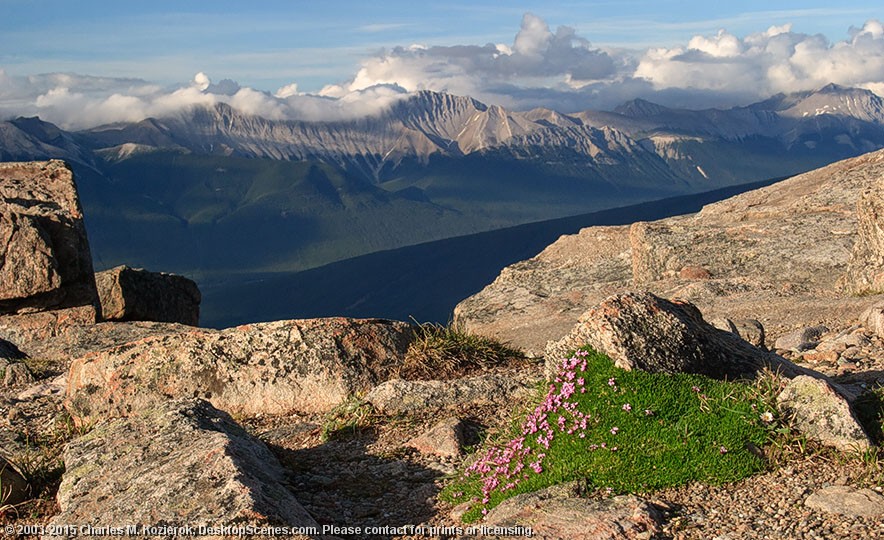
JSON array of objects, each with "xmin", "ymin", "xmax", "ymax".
[{"xmin": 1, "ymin": 14, "xmax": 883, "ymax": 129}]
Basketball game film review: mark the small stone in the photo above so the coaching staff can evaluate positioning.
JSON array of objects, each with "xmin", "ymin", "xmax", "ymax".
[
  {"xmin": 774, "ymin": 326, "xmax": 829, "ymax": 352},
  {"xmin": 815, "ymin": 341, "xmax": 847, "ymax": 354},
  {"xmin": 841, "ymin": 346, "xmax": 863, "ymax": 359},
  {"xmin": 710, "ymin": 318, "xmax": 766, "ymax": 348},
  {"xmin": 861, "ymin": 301, "xmax": 884, "ymax": 339},
  {"xmin": 801, "ymin": 351, "xmax": 838, "ymax": 363},
  {"xmin": 679, "ymin": 266, "xmax": 712, "ymax": 280},
  {"xmin": 407, "ymin": 417, "xmax": 466, "ymax": 458}
]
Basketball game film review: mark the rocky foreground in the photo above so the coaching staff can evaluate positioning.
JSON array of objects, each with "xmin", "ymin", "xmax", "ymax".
[{"xmin": 0, "ymin": 156, "xmax": 883, "ymax": 539}]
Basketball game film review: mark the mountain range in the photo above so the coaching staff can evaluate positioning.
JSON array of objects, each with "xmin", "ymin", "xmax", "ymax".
[{"xmin": 1, "ymin": 84, "xmax": 883, "ymax": 317}]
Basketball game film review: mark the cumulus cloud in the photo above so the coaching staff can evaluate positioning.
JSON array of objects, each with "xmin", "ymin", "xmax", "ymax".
[
  {"xmin": 634, "ymin": 20, "xmax": 884, "ymax": 98},
  {"xmin": 1, "ymin": 14, "xmax": 884, "ymax": 129},
  {"xmin": 322, "ymin": 13, "xmax": 884, "ymax": 112},
  {"xmin": 342, "ymin": 13, "xmax": 616, "ymax": 99}
]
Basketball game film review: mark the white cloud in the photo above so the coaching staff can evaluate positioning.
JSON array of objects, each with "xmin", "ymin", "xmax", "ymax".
[
  {"xmin": 1, "ymin": 14, "xmax": 884, "ymax": 129},
  {"xmin": 274, "ymin": 82, "xmax": 299, "ymax": 98},
  {"xmin": 633, "ymin": 19, "xmax": 884, "ymax": 98},
  {"xmin": 0, "ymin": 70, "xmax": 409, "ymax": 129}
]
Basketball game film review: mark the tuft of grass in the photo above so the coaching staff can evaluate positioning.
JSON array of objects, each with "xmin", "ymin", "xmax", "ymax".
[
  {"xmin": 22, "ymin": 357, "xmax": 59, "ymax": 380},
  {"xmin": 399, "ymin": 321, "xmax": 525, "ymax": 380},
  {"xmin": 320, "ymin": 398, "xmax": 379, "ymax": 441},
  {"xmin": 442, "ymin": 347, "xmax": 778, "ymax": 522}
]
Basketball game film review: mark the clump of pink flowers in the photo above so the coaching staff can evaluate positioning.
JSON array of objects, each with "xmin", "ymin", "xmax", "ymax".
[{"xmin": 463, "ymin": 350, "xmax": 611, "ymax": 512}]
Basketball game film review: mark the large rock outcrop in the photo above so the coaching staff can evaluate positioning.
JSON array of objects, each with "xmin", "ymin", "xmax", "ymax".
[
  {"xmin": 95, "ymin": 265, "xmax": 200, "ymax": 326},
  {"xmin": 49, "ymin": 399, "xmax": 321, "ymax": 538},
  {"xmin": 0, "ymin": 160, "xmax": 97, "ymax": 315},
  {"xmin": 456, "ymin": 150, "xmax": 884, "ymax": 355},
  {"xmin": 840, "ymin": 176, "xmax": 884, "ymax": 294},
  {"xmin": 545, "ymin": 292, "xmax": 805, "ymax": 380},
  {"xmin": 66, "ymin": 318, "xmax": 413, "ymax": 425}
]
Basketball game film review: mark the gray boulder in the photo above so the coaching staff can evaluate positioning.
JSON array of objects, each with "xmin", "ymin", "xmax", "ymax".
[
  {"xmin": 545, "ymin": 292, "xmax": 802, "ymax": 380},
  {"xmin": 66, "ymin": 318, "xmax": 414, "ymax": 425},
  {"xmin": 96, "ymin": 265, "xmax": 200, "ymax": 326},
  {"xmin": 776, "ymin": 375, "xmax": 873, "ymax": 452},
  {"xmin": 49, "ymin": 399, "xmax": 321, "ymax": 537},
  {"xmin": 0, "ymin": 161, "xmax": 98, "ymax": 315}
]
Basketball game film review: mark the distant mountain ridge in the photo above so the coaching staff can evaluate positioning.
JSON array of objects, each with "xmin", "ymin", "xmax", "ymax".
[
  {"xmin": 2, "ymin": 84, "xmax": 884, "ymax": 284},
  {"xmin": 2, "ymin": 84, "xmax": 883, "ymax": 186}
]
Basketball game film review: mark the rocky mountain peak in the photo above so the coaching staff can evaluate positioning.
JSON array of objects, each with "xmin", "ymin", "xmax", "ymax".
[
  {"xmin": 612, "ymin": 98, "xmax": 672, "ymax": 118},
  {"xmin": 778, "ymin": 84, "xmax": 884, "ymax": 123}
]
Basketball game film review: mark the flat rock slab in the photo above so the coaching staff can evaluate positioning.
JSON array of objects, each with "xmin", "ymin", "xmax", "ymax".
[
  {"xmin": 477, "ymin": 484, "xmax": 661, "ymax": 540},
  {"xmin": 776, "ymin": 375, "xmax": 872, "ymax": 451},
  {"xmin": 66, "ymin": 318, "xmax": 413, "ymax": 424},
  {"xmin": 95, "ymin": 265, "xmax": 200, "ymax": 326},
  {"xmin": 0, "ymin": 160, "xmax": 97, "ymax": 314},
  {"xmin": 805, "ymin": 485, "xmax": 884, "ymax": 517},
  {"xmin": 365, "ymin": 371, "xmax": 542, "ymax": 416},
  {"xmin": 50, "ymin": 398, "xmax": 321, "ymax": 539},
  {"xmin": 545, "ymin": 292, "xmax": 803, "ymax": 380}
]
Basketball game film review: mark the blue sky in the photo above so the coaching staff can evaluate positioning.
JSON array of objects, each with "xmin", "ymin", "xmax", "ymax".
[
  {"xmin": 1, "ymin": 1, "xmax": 882, "ymax": 127},
  {"xmin": 2, "ymin": 1, "xmax": 880, "ymax": 90}
]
